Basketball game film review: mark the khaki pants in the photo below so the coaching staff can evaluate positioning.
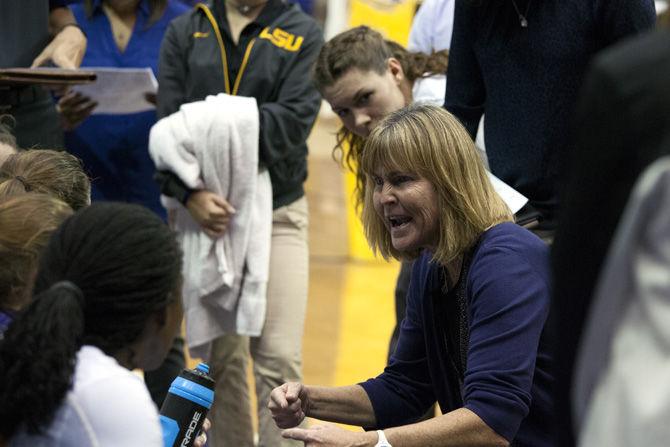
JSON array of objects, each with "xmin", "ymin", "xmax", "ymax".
[{"xmin": 209, "ymin": 197, "xmax": 309, "ymax": 447}]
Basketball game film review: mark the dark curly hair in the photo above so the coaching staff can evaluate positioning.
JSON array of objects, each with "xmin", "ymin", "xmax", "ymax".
[
  {"xmin": 0, "ymin": 202, "xmax": 182, "ymax": 439},
  {"xmin": 313, "ymin": 26, "xmax": 449, "ymax": 209}
]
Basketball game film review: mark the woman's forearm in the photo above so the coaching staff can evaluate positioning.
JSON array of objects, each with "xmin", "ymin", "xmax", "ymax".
[
  {"xmin": 306, "ymin": 385, "xmax": 377, "ymax": 427},
  {"xmin": 383, "ymin": 408, "xmax": 508, "ymax": 447}
]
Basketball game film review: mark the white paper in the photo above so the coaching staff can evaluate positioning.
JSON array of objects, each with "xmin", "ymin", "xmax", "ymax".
[
  {"xmin": 72, "ymin": 67, "xmax": 157, "ymax": 115},
  {"xmin": 487, "ymin": 172, "xmax": 528, "ymax": 214}
]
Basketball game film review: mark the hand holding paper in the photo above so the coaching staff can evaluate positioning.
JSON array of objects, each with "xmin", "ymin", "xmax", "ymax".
[{"xmin": 72, "ymin": 67, "xmax": 158, "ymax": 115}]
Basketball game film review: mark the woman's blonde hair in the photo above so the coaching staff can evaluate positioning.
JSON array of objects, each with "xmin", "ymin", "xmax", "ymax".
[
  {"xmin": 0, "ymin": 194, "xmax": 72, "ymax": 311},
  {"xmin": 0, "ymin": 150, "xmax": 90, "ymax": 210},
  {"xmin": 360, "ymin": 104, "xmax": 513, "ymax": 265}
]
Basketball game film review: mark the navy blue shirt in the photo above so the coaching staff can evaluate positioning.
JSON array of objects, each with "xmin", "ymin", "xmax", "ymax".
[
  {"xmin": 361, "ymin": 223, "xmax": 554, "ymax": 446},
  {"xmin": 444, "ymin": 0, "xmax": 655, "ymax": 223},
  {"xmin": 64, "ymin": 0, "xmax": 189, "ymax": 217}
]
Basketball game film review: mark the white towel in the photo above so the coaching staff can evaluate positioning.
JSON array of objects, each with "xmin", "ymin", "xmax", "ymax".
[{"xmin": 149, "ymin": 94, "xmax": 272, "ymax": 360}]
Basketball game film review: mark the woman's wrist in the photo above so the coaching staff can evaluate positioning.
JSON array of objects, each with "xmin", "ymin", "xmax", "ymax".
[
  {"xmin": 361, "ymin": 430, "xmax": 381, "ymax": 447},
  {"xmin": 57, "ymin": 23, "xmax": 87, "ymax": 39}
]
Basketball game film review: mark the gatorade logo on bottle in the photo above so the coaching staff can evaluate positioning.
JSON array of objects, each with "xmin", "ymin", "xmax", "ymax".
[
  {"xmin": 160, "ymin": 363, "xmax": 215, "ymax": 447},
  {"xmin": 181, "ymin": 411, "xmax": 202, "ymax": 447}
]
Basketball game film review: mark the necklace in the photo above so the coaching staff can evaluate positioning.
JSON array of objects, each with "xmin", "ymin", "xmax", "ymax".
[
  {"xmin": 510, "ymin": 0, "xmax": 532, "ymax": 28},
  {"xmin": 227, "ymin": 0, "xmax": 267, "ymax": 14}
]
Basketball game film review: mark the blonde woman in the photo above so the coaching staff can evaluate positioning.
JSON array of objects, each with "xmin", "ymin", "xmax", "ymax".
[{"xmin": 269, "ymin": 104, "xmax": 554, "ymax": 447}]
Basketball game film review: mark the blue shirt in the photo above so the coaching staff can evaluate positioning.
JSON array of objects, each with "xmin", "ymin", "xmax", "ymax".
[
  {"xmin": 0, "ymin": 310, "xmax": 14, "ymax": 338},
  {"xmin": 65, "ymin": 0, "xmax": 189, "ymax": 217},
  {"xmin": 361, "ymin": 223, "xmax": 555, "ymax": 446}
]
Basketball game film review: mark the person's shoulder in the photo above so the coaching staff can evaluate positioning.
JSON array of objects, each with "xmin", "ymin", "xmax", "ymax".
[
  {"xmin": 164, "ymin": 0, "xmax": 193, "ymax": 19},
  {"xmin": 72, "ymin": 346, "xmax": 153, "ymax": 407},
  {"xmin": 271, "ymin": 3, "xmax": 322, "ymax": 37},
  {"xmin": 69, "ymin": 347, "xmax": 162, "ymax": 443},
  {"xmin": 166, "ymin": 2, "xmax": 203, "ymax": 31},
  {"xmin": 594, "ymin": 27, "xmax": 670, "ymax": 83},
  {"xmin": 475, "ymin": 223, "xmax": 548, "ymax": 267},
  {"xmin": 469, "ymin": 223, "xmax": 551, "ymax": 294},
  {"xmin": 69, "ymin": 2, "xmax": 85, "ymax": 15}
]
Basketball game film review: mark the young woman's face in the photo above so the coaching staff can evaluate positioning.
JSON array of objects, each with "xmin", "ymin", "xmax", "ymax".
[
  {"xmin": 323, "ymin": 61, "xmax": 408, "ymax": 138},
  {"xmin": 135, "ymin": 286, "xmax": 184, "ymax": 372},
  {"xmin": 371, "ymin": 168, "xmax": 440, "ymax": 253}
]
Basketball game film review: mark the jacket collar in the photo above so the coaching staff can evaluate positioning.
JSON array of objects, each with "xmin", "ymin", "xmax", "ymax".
[{"xmin": 211, "ymin": 0, "xmax": 287, "ymax": 29}]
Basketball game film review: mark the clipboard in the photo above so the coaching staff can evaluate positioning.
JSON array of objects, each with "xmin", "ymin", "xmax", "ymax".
[{"xmin": 0, "ymin": 68, "xmax": 97, "ymax": 87}]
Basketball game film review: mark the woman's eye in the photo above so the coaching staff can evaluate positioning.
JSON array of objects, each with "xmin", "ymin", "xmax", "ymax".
[
  {"xmin": 357, "ymin": 92, "xmax": 372, "ymax": 106},
  {"xmin": 335, "ymin": 109, "xmax": 349, "ymax": 118},
  {"xmin": 372, "ymin": 176, "xmax": 384, "ymax": 186},
  {"xmin": 393, "ymin": 175, "xmax": 412, "ymax": 185}
]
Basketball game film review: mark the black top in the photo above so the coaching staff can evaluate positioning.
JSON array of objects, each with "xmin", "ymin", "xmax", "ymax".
[
  {"xmin": 444, "ymin": 0, "xmax": 655, "ymax": 224},
  {"xmin": 551, "ymin": 27, "xmax": 670, "ymax": 447},
  {"xmin": 0, "ymin": 0, "xmax": 50, "ymax": 68},
  {"xmin": 156, "ymin": 0, "xmax": 323, "ymax": 209}
]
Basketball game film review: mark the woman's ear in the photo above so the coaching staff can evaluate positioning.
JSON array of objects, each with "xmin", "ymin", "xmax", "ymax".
[{"xmin": 387, "ymin": 57, "xmax": 404, "ymax": 83}]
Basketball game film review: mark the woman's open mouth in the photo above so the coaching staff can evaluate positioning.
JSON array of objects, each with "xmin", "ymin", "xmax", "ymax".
[{"xmin": 388, "ymin": 215, "xmax": 412, "ymax": 229}]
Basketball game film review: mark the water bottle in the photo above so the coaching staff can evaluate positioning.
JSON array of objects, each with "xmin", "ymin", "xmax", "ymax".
[{"xmin": 159, "ymin": 363, "xmax": 215, "ymax": 447}]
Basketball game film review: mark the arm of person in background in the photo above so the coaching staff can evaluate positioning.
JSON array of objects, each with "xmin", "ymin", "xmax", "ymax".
[
  {"xmin": 154, "ymin": 20, "xmax": 235, "ymax": 237},
  {"xmin": 407, "ymin": 0, "xmax": 436, "ymax": 53},
  {"xmin": 153, "ymin": 171, "xmax": 236, "ymax": 238},
  {"xmin": 407, "ymin": 0, "xmax": 454, "ymax": 53},
  {"xmin": 443, "ymin": 0, "xmax": 484, "ymax": 139},
  {"xmin": 57, "ymin": 91, "xmax": 98, "ymax": 130},
  {"xmin": 32, "ymin": 3, "xmax": 87, "ymax": 69}
]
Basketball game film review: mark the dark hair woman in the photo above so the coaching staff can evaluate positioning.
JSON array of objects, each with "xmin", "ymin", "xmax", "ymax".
[
  {"xmin": 313, "ymin": 25, "xmax": 449, "ymax": 207},
  {"xmin": 0, "ymin": 203, "xmax": 184, "ymax": 446}
]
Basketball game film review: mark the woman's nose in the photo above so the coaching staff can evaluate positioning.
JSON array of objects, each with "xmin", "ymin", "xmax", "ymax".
[
  {"xmin": 353, "ymin": 110, "xmax": 371, "ymax": 129},
  {"xmin": 379, "ymin": 184, "xmax": 397, "ymax": 204}
]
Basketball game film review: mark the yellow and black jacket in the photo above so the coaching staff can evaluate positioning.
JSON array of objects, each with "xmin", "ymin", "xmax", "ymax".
[{"xmin": 156, "ymin": 0, "xmax": 323, "ymax": 209}]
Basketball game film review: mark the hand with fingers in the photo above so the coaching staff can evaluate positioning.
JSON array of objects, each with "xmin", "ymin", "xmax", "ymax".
[
  {"xmin": 186, "ymin": 190, "xmax": 236, "ymax": 238},
  {"xmin": 269, "ymin": 382, "xmax": 310, "ymax": 429},
  {"xmin": 32, "ymin": 25, "xmax": 86, "ymax": 70},
  {"xmin": 57, "ymin": 91, "xmax": 98, "ymax": 130},
  {"xmin": 193, "ymin": 417, "xmax": 211, "ymax": 447},
  {"xmin": 282, "ymin": 424, "xmax": 377, "ymax": 447}
]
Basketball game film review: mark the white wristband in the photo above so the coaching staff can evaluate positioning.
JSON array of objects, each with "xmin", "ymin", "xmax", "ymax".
[{"xmin": 375, "ymin": 429, "xmax": 392, "ymax": 447}]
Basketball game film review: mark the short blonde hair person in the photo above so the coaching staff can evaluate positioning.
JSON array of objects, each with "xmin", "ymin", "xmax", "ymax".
[
  {"xmin": 360, "ymin": 103, "xmax": 513, "ymax": 265},
  {"xmin": 0, "ymin": 150, "xmax": 90, "ymax": 211}
]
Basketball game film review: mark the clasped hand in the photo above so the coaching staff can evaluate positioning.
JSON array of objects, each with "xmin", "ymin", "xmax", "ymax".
[
  {"xmin": 269, "ymin": 382, "xmax": 309, "ymax": 428},
  {"xmin": 186, "ymin": 190, "xmax": 236, "ymax": 238},
  {"xmin": 269, "ymin": 383, "xmax": 376, "ymax": 447}
]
